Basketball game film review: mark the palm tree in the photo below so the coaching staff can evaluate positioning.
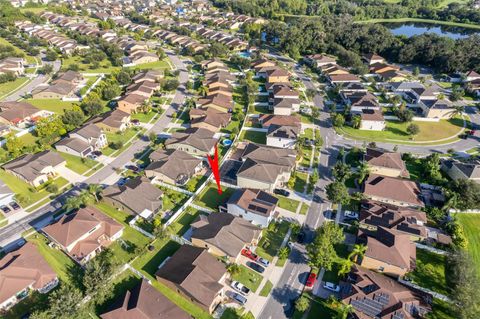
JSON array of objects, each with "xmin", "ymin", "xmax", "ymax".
[
  {"xmin": 64, "ymin": 196, "xmax": 84, "ymax": 212},
  {"xmin": 447, "ymin": 105, "xmax": 465, "ymax": 119},
  {"xmin": 198, "ymin": 85, "xmax": 208, "ymax": 96},
  {"xmin": 357, "ymin": 161, "xmax": 370, "ymax": 184},
  {"xmin": 348, "ymin": 244, "xmax": 367, "ymax": 263},
  {"xmin": 87, "ymin": 184, "xmax": 103, "ymax": 202},
  {"xmin": 338, "ymin": 259, "xmax": 353, "ymax": 277}
]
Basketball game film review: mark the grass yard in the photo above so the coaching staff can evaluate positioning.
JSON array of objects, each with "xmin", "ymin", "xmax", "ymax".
[
  {"xmin": 321, "ymin": 243, "xmax": 350, "ymax": 284},
  {"xmin": 95, "ymin": 270, "xmax": 141, "ymax": 315},
  {"xmin": 95, "ymin": 201, "xmax": 134, "ymax": 225},
  {"xmin": 0, "ymin": 37, "xmax": 37, "ymax": 65},
  {"xmin": 131, "ymin": 110, "xmax": 158, "ymax": 123},
  {"xmin": 104, "ymin": 128, "xmax": 142, "ymax": 156},
  {"xmin": 27, "ymin": 232, "xmax": 82, "ymax": 284},
  {"xmin": 239, "ymin": 130, "xmax": 266, "ymax": 144},
  {"xmin": 259, "ymin": 280, "xmax": 273, "ymax": 297},
  {"xmin": 26, "ymin": 99, "xmax": 78, "ymax": 114},
  {"xmin": 58, "ymin": 151, "xmax": 101, "ymax": 175},
  {"xmin": 109, "ymin": 226, "xmax": 152, "ymax": 264},
  {"xmin": 194, "ymin": 183, "xmax": 235, "ymax": 210},
  {"xmin": 303, "ymin": 128, "xmax": 314, "ymax": 139},
  {"xmin": 131, "ymin": 238, "xmax": 181, "ymax": 277},
  {"xmin": 169, "ymin": 207, "xmax": 205, "ymax": 235},
  {"xmin": 338, "ymin": 117, "xmax": 466, "ymax": 144},
  {"xmin": 427, "ymin": 298, "xmax": 456, "ymax": 319},
  {"xmin": 130, "ymin": 59, "xmax": 171, "ymax": 71},
  {"xmin": 183, "ymin": 174, "xmax": 207, "ymax": 192},
  {"xmin": 407, "ymin": 249, "xmax": 448, "ymax": 296},
  {"xmin": 231, "ymin": 264, "xmax": 263, "ymax": 293},
  {"xmin": 291, "ymin": 172, "xmax": 308, "ymax": 193},
  {"xmin": 456, "ymin": 213, "xmax": 480, "ymax": 275},
  {"xmin": 300, "ymin": 203, "xmax": 310, "ymax": 215},
  {"xmin": 292, "ymin": 294, "xmax": 338, "ymax": 319},
  {"xmin": 276, "ymin": 195, "xmax": 301, "ymax": 213},
  {"xmin": 405, "ymin": 157, "xmax": 423, "ymax": 181},
  {"xmin": 301, "ymin": 146, "xmax": 313, "ymax": 167},
  {"xmin": 62, "ymin": 55, "xmax": 119, "ymax": 74},
  {"xmin": 0, "ymin": 170, "xmax": 68, "ymax": 207},
  {"xmin": 221, "ymin": 308, "xmax": 254, "ymax": 319},
  {"xmin": 255, "ymin": 221, "xmax": 290, "ymax": 261},
  {"xmin": 0, "ymin": 77, "xmax": 29, "ymax": 98}
]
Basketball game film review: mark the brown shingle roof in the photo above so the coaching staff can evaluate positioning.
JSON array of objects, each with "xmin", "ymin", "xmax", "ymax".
[
  {"xmin": 165, "ymin": 128, "xmax": 216, "ymax": 153},
  {"xmin": 146, "ymin": 149, "xmax": 202, "ymax": 183},
  {"xmin": 363, "ymin": 174, "xmax": 424, "ymax": 207},
  {"xmin": 191, "ymin": 213, "xmax": 261, "ymax": 257},
  {"xmin": 155, "ymin": 245, "xmax": 226, "ymax": 309},
  {"xmin": 100, "ymin": 279, "xmax": 190, "ymax": 319},
  {"xmin": 0, "ymin": 242, "xmax": 57, "ymax": 305},
  {"xmin": 227, "ymin": 188, "xmax": 278, "ymax": 217},
  {"xmin": 258, "ymin": 114, "xmax": 301, "ymax": 128},
  {"xmin": 2, "ymin": 150, "xmax": 65, "ymax": 182},
  {"xmin": 365, "ymin": 148, "xmax": 410, "ymax": 178},
  {"xmin": 0, "ymin": 101, "xmax": 40, "ymax": 123}
]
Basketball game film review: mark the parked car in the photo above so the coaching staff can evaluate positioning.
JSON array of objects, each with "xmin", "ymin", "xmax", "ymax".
[
  {"xmin": 305, "ymin": 272, "xmax": 317, "ymax": 288},
  {"xmin": 246, "ymin": 261, "xmax": 265, "ymax": 274},
  {"xmin": 0, "ymin": 205, "xmax": 10, "ymax": 214},
  {"xmin": 323, "ymin": 282, "xmax": 340, "ymax": 292},
  {"xmin": 117, "ymin": 178, "xmax": 129, "ymax": 186},
  {"xmin": 274, "ymin": 188, "xmax": 290, "ymax": 197},
  {"xmin": 125, "ymin": 165, "xmax": 139, "ymax": 172},
  {"xmin": 92, "ymin": 150, "xmax": 102, "ymax": 157},
  {"xmin": 131, "ymin": 119, "xmax": 141, "ymax": 126},
  {"xmin": 227, "ymin": 291, "xmax": 247, "ymax": 305},
  {"xmin": 257, "ymin": 257, "xmax": 270, "ymax": 267},
  {"xmin": 9, "ymin": 201, "xmax": 20, "ymax": 210},
  {"xmin": 88, "ymin": 154, "xmax": 98, "ymax": 160},
  {"xmin": 468, "ymin": 129, "xmax": 476, "ymax": 135},
  {"xmin": 344, "ymin": 210, "xmax": 359, "ymax": 220},
  {"xmin": 297, "ymin": 230, "xmax": 306, "ymax": 243},
  {"xmin": 241, "ymin": 248, "xmax": 258, "ymax": 261},
  {"xmin": 231, "ymin": 281, "xmax": 250, "ymax": 295}
]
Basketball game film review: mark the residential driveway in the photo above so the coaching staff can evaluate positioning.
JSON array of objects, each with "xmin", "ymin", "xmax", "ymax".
[
  {"xmin": 56, "ymin": 166, "xmax": 86, "ymax": 183},
  {"xmin": 275, "ymin": 207, "xmax": 306, "ymax": 224}
]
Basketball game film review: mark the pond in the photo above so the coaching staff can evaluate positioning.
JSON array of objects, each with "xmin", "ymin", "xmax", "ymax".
[{"xmin": 384, "ymin": 22, "xmax": 480, "ymax": 39}]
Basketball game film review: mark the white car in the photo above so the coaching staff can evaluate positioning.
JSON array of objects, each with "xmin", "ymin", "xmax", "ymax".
[
  {"xmin": 231, "ymin": 281, "xmax": 250, "ymax": 295},
  {"xmin": 323, "ymin": 282, "xmax": 340, "ymax": 292},
  {"xmin": 257, "ymin": 257, "xmax": 270, "ymax": 267},
  {"xmin": 227, "ymin": 291, "xmax": 247, "ymax": 305},
  {"xmin": 344, "ymin": 210, "xmax": 359, "ymax": 220}
]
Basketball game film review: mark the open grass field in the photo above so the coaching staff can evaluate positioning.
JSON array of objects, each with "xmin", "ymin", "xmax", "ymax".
[
  {"xmin": 338, "ymin": 117, "xmax": 466, "ymax": 144},
  {"xmin": 456, "ymin": 213, "xmax": 480, "ymax": 275},
  {"xmin": 26, "ymin": 99, "xmax": 78, "ymax": 114},
  {"xmin": 0, "ymin": 37, "xmax": 37, "ymax": 64},
  {"xmin": 62, "ymin": 55, "xmax": 119, "ymax": 74},
  {"xmin": 0, "ymin": 77, "xmax": 29, "ymax": 99}
]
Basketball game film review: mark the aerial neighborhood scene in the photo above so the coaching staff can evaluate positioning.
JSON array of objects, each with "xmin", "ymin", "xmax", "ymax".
[{"xmin": 0, "ymin": 0, "xmax": 479, "ymax": 318}]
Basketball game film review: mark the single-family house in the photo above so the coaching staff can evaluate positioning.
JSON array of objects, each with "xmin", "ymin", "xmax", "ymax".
[
  {"xmin": 363, "ymin": 174, "xmax": 425, "ymax": 208},
  {"xmin": 102, "ymin": 176, "xmax": 163, "ymax": 219},
  {"xmin": 165, "ymin": 127, "xmax": 216, "ymax": 155},
  {"xmin": 0, "ymin": 57, "xmax": 25, "ymax": 76},
  {"xmin": 155, "ymin": 245, "xmax": 228, "ymax": 314},
  {"xmin": 96, "ymin": 109, "xmax": 131, "ymax": 133},
  {"xmin": 441, "ymin": 159, "xmax": 480, "ymax": 183},
  {"xmin": 257, "ymin": 114, "xmax": 301, "ymax": 130},
  {"xmin": 189, "ymin": 108, "xmax": 231, "ymax": 132},
  {"xmin": 191, "ymin": 213, "xmax": 261, "ymax": 262},
  {"xmin": 56, "ymin": 123, "xmax": 107, "ymax": 157},
  {"xmin": 100, "ymin": 279, "xmax": 190, "ymax": 319},
  {"xmin": 222, "ymin": 188, "xmax": 278, "ymax": 228},
  {"xmin": 0, "ymin": 101, "xmax": 48, "ymax": 128},
  {"xmin": 237, "ymin": 143, "xmax": 297, "ymax": 192},
  {"xmin": 359, "ymin": 109, "xmax": 385, "ymax": 131},
  {"xmin": 358, "ymin": 227, "xmax": 416, "ymax": 277},
  {"xmin": 117, "ymin": 93, "xmax": 148, "ymax": 114},
  {"xmin": 2, "ymin": 150, "xmax": 66, "ymax": 187},
  {"xmin": 42, "ymin": 206, "xmax": 124, "ymax": 264},
  {"xmin": 266, "ymin": 124, "xmax": 299, "ymax": 149},
  {"xmin": 364, "ymin": 148, "xmax": 410, "ymax": 178},
  {"xmin": 145, "ymin": 149, "xmax": 204, "ymax": 186},
  {"xmin": 0, "ymin": 242, "xmax": 58, "ymax": 310}
]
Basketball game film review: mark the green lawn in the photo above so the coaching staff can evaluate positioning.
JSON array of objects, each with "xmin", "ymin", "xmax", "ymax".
[
  {"xmin": 291, "ymin": 172, "xmax": 308, "ymax": 193},
  {"xmin": 407, "ymin": 249, "xmax": 448, "ymax": 296},
  {"xmin": 0, "ymin": 37, "xmax": 37, "ymax": 64},
  {"xmin": 231, "ymin": 264, "xmax": 263, "ymax": 293},
  {"xmin": 303, "ymin": 128, "xmax": 314, "ymax": 139},
  {"xmin": 456, "ymin": 213, "xmax": 480, "ymax": 276},
  {"xmin": 259, "ymin": 280, "xmax": 273, "ymax": 297},
  {"xmin": 0, "ymin": 170, "xmax": 68, "ymax": 207},
  {"xmin": 194, "ymin": 183, "xmax": 235, "ymax": 210},
  {"xmin": 255, "ymin": 221, "xmax": 290, "ymax": 261},
  {"xmin": 0, "ymin": 77, "xmax": 29, "ymax": 98},
  {"xmin": 300, "ymin": 203, "xmax": 309, "ymax": 215},
  {"xmin": 130, "ymin": 59, "xmax": 171, "ymax": 71},
  {"xmin": 292, "ymin": 294, "xmax": 338, "ymax": 319},
  {"xmin": 26, "ymin": 99, "xmax": 77, "ymax": 114},
  {"xmin": 131, "ymin": 110, "xmax": 158, "ymax": 123},
  {"xmin": 427, "ymin": 298, "xmax": 456, "ymax": 319},
  {"xmin": 95, "ymin": 270, "xmax": 141, "ymax": 315},
  {"xmin": 104, "ymin": 128, "xmax": 142, "ymax": 156},
  {"xmin": 405, "ymin": 158, "xmax": 423, "ymax": 181},
  {"xmin": 276, "ymin": 195, "xmax": 301, "ymax": 213},
  {"xmin": 58, "ymin": 151, "xmax": 101, "ymax": 175},
  {"xmin": 183, "ymin": 174, "xmax": 207, "ymax": 192},
  {"xmin": 27, "ymin": 233, "xmax": 82, "ymax": 284},
  {"xmin": 95, "ymin": 201, "xmax": 134, "ymax": 225},
  {"xmin": 239, "ymin": 130, "xmax": 266, "ymax": 144},
  {"xmin": 131, "ymin": 238, "xmax": 181, "ymax": 277},
  {"xmin": 301, "ymin": 146, "xmax": 313, "ymax": 167},
  {"xmin": 169, "ymin": 207, "xmax": 205, "ymax": 235},
  {"xmin": 338, "ymin": 117, "xmax": 466, "ymax": 144},
  {"xmin": 62, "ymin": 55, "xmax": 119, "ymax": 74},
  {"xmin": 321, "ymin": 243, "xmax": 350, "ymax": 284}
]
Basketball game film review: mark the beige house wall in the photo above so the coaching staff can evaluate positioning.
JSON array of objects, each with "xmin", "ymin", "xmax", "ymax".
[
  {"xmin": 360, "ymin": 256, "xmax": 408, "ymax": 277},
  {"xmin": 369, "ymin": 166, "xmax": 403, "ymax": 178}
]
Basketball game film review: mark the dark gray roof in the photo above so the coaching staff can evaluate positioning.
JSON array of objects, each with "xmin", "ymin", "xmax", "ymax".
[
  {"xmin": 267, "ymin": 124, "xmax": 299, "ymax": 139},
  {"xmin": 56, "ymin": 137, "xmax": 91, "ymax": 153},
  {"xmin": 2, "ymin": 150, "xmax": 65, "ymax": 182}
]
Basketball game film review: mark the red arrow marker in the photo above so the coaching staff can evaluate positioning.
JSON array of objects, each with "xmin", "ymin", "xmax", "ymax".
[{"xmin": 207, "ymin": 143, "xmax": 222, "ymax": 194}]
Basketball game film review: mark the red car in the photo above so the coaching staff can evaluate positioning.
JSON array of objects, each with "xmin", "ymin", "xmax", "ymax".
[
  {"xmin": 241, "ymin": 248, "xmax": 258, "ymax": 261},
  {"xmin": 305, "ymin": 272, "xmax": 317, "ymax": 288}
]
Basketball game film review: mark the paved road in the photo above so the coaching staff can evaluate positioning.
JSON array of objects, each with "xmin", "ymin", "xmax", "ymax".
[
  {"xmin": 2, "ymin": 54, "xmax": 61, "ymax": 102},
  {"xmin": 0, "ymin": 52, "xmax": 188, "ymax": 249},
  {"xmin": 258, "ymin": 56, "xmax": 338, "ymax": 319}
]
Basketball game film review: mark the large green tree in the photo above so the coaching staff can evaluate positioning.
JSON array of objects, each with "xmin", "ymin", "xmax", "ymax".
[{"xmin": 307, "ymin": 222, "xmax": 345, "ymax": 270}]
